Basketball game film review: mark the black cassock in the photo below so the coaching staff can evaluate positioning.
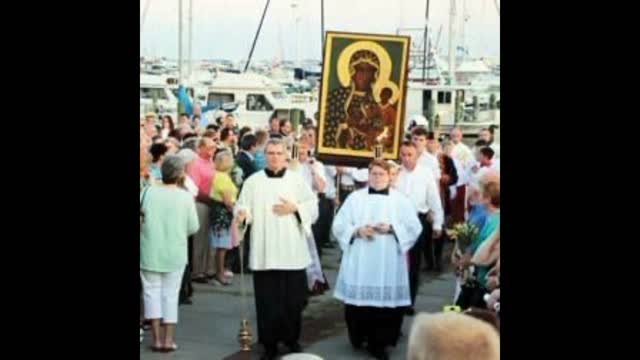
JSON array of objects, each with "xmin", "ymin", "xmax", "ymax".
[
  {"xmin": 344, "ymin": 305, "xmax": 404, "ymax": 354},
  {"xmin": 253, "ymin": 269, "xmax": 308, "ymax": 350}
]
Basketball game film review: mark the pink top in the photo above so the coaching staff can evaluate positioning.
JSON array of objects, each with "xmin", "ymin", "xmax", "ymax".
[{"xmin": 188, "ymin": 156, "xmax": 215, "ymax": 196}]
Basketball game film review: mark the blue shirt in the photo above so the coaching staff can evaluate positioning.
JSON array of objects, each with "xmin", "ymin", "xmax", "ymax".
[
  {"xmin": 466, "ymin": 204, "xmax": 488, "ymax": 252},
  {"xmin": 254, "ymin": 150, "xmax": 267, "ymax": 170},
  {"xmin": 472, "ymin": 211, "xmax": 500, "ymax": 288},
  {"xmin": 177, "ymin": 85, "xmax": 218, "ymax": 116},
  {"xmin": 150, "ymin": 164, "xmax": 162, "ymax": 181}
]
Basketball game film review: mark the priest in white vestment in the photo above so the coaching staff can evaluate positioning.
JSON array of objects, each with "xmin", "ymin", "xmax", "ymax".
[
  {"xmin": 234, "ymin": 139, "xmax": 318, "ymax": 360},
  {"xmin": 333, "ymin": 159, "xmax": 422, "ymax": 360}
]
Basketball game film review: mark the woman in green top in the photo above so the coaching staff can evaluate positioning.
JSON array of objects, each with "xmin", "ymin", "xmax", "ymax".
[
  {"xmin": 209, "ymin": 149, "xmax": 239, "ymax": 286},
  {"xmin": 470, "ymin": 181, "xmax": 500, "ymax": 289},
  {"xmin": 140, "ymin": 155, "xmax": 200, "ymax": 352}
]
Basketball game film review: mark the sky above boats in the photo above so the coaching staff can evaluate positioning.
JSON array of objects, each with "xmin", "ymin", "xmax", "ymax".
[{"xmin": 140, "ymin": 0, "xmax": 500, "ymax": 62}]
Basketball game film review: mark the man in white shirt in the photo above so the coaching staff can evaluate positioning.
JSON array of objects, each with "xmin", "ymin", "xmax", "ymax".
[
  {"xmin": 468, "ymin": 146, "xmax": 500, "ymax": 193},
  {"xmin": 449, "ymin": 127, "xmax": 474, "ymax": 223},
  {"xmin": 449, "ymin": 127, "xmax": 474, "ymax": 169},
  {"xmin": 395, "ymin": 141, "xmax": 444, "ymax": 315},
  {"xmin": 291, "ymin": 141, "xmax": 330, "ymax": 293},
  {"xmin": 335, "ymin": 166, "xmax": 359, "ymax": 205},
  {"xmin": 301, "ymin": 124, "xmax": 317, "ymax": 157},
  {"xmin": 477, "ymin": 128, "xmax": 500, "ymax": 159},
  {"xmin": 411, "ymin": 126, "xmax": 441, "ymax": 186},
  {"xmin": 295, "ymin": 142, "xmax": 330, "ymax": 255}
]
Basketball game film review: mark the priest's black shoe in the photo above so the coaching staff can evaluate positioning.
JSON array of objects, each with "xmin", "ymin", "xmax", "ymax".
[
  {"xmin": 286, "ymin": 342, "xmax": 303, "ymax": 353},
  {"xmin": 405, "ymin": 307, "xmax": 416, "ymax": 316},
  {"xmin": 423, "ymin": 264, "xmax": 434, "ymax": 272},
  {"xmin": 179, "ymin": 297, "xmax": 193, "ymax": 305},
  {"xmin": 260, "ymin": 348, "xmax": 278, "ymax": 360},
  {"xmin": 367, "ymin": 345, "xmax": 389, "ymax": 360}
]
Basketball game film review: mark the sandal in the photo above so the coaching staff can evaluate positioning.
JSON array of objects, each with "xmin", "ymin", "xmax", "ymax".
[
  {"xmin": 150, "ymin": 345, "xmax": 164, "ymax": 352},
  {"xmin": 163, "ymin": 343, "xmax": 179, "ymax": 352},
  {"xmin": 192, "ymin": 276, "xmax": 209, "ymax": 284},
  {"xmin": 212, "ymin": 277, "xmax": 231, "ymax": 286}
]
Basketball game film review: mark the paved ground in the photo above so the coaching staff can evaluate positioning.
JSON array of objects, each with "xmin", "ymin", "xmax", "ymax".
[{"xmin": 140, "ymin": 245, "xmax": 456, "ymax": 360}]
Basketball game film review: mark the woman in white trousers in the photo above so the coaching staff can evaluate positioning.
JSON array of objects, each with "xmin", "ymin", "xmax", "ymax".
[{"xmin": 140, "ymin": 155, "xmax": 200, "ymax": 352}]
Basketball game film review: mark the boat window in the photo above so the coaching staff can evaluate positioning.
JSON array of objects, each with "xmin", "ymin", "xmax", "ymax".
[
  {"xmin": 274, "ymin": 109, "xmax": 289, "ymax": 121},
  {"xmin": 437, "ymin": 91, "xmax": 452, "ymax": 104},
  {"xmin": 246, "ymin": 94, "xmax": 274, "ymax": 111},
  {"xmin": 208, "ymin": 92, "xmax": 235, "ymax": 107},
  {"xmin": 140, "ymin": 87, "xmax": 169, "ymax": 100},
  {"xmin": 272, "ymin": 92, "xmax": 286, "ymax": 100}
]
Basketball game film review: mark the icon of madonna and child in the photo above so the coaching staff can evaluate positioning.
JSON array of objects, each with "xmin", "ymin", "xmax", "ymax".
[{"xmin": 318, "ymin": 33, "xmax": 410, "ymax": 159}]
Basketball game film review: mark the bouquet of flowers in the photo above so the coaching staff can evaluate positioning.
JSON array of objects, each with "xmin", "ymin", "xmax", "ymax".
[
  {"xmin": 449, "ymin": 223, "xmax": 480, "ymax": 283},
  {"xmin": 450, "ymin": 223, "xmax": 480, "ymax": 253}
]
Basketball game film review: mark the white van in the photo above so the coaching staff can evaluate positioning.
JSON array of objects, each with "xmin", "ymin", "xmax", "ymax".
[
  {"xmin": 140, "ymin": 74, "xmax": 178, "ymax": 118},
  {"xmin": 205, "ymin": 72, "xmax": 317, "ymax": 130}
]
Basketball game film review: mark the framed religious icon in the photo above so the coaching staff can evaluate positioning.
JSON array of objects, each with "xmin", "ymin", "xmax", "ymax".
[{"xmin": 316, "ymin": 31, "xmax": 411, "ymax": 167}]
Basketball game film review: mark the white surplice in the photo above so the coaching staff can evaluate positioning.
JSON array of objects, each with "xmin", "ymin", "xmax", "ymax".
[
  {"xmin": 234, "ymin": 169, "xmax": 317, "ymax": 270},
  {"xmin": 289, "ymin": 162, "xmax": 328, "ymax": 290},
  {"xmin": 332, "ymin": 188, "xmax": 422, "ymax": 308}
]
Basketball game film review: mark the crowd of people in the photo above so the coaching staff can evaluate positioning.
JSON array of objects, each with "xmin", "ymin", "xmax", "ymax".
[{"xmin": 139, "ymin": 109, "xmax": 501, "ymax": 359}]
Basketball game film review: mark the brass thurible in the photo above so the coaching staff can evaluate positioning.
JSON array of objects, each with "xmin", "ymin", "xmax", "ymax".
[
  {"xmin": 236, "ymin": 220, "xmax": 252, "ymax": 352},
  {"xmin": 238, "ymin": 318, "xmax": 253, "ymax": 351}
]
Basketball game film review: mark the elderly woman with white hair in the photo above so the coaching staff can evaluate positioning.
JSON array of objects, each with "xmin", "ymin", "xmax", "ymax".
[
  {"xmin": 176, "ymin": 148, "xmax": 200, "ymax": 305},
  {"xmin": 208, "ymin": 149, "xmax": 239, "ymax": 286},
  {"xmin": 407, "ymin": 312, "xmax": 499, "ymax": 360},
  {"xmin": 140, "ymin": 155, "xmax": 200, "ymax": 352}
]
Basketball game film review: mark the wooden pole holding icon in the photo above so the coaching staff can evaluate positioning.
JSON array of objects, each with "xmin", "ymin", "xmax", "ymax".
[{"xmin": 373, "ymin": 142, "xmax": 384, "ymax": 160}]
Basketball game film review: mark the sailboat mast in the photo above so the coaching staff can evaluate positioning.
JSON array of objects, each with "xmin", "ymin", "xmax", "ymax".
[
  {"xmin": 188, "ymin": 0, "xmax": 193, "ymax": 81},
  {"xmin": 422, "ymin": 0, "xmax": 430, "ymax": 81},
  {"xmin": 244, "ymin": 0, "xmax": 271, "ymax": 73},
  {"xmin": 459, "ymin": 0, "xmax": 467, "ymax": 62},
  {"xmin": 448, "ymin": 0, "xmax": 456, "ymax": 86},
  {"xmin": 178, "ymin": 0, "xmax": 183, "ymax": 85},
  {"xmin": 320, "ymin": 0, "xmax": 325, "ymax": 53}
]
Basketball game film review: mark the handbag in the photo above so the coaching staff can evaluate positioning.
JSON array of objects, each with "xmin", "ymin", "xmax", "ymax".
[
  {"xmin": 140, "ymin": 186, "xmax": 150, "ymax": 231},
  {"xmin": 455, "ymin": 267, "xmax": 488, "ymax": 310}
]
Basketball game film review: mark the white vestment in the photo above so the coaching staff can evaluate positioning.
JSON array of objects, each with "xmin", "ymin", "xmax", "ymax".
[
  {"xmin": 332, "ymin": 188, "xmax": 422, "ymax": 307},
  {"xmin": 305, "ymin": 232, "xmax": 325, "ymax": 289},
  {"xmin": 235, "ymin": 169, "xmax": 317, "ymax": 270},
  {"xmin": 290, "ymin": 162, "xmax": 328, "ymax": 289}
]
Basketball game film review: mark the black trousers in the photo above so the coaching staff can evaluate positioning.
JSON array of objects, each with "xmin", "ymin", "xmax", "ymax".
[
  {"xmin": 338, "ymin": 187, "xmax": 354, "ymax": 208},
  {"xmin": 423, "ymin": 223, "xmax": 444, "ymax": 270},
  {"xmin": 312, "ymin": 195, "xmax": 333, "ymax": 258},
  {"xmin": 344, "ymin": 305, "xmax": 404, "ymax": 351},
  {"xmin": 179, "ymin": 235, "xmax": 194, "ymax": 301},
  {"xmin": 253, "ymin": 270, "xmax": 308, "ymax": 351},
  {"xmin": 408, "ymin": 213, "xmax": 432, "ymax": 306}
]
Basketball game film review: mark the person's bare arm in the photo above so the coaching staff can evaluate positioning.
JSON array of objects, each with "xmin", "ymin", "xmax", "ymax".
[{"xmin": 222, "ymin": 190, "xmax": 235, "ymax": 211}]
